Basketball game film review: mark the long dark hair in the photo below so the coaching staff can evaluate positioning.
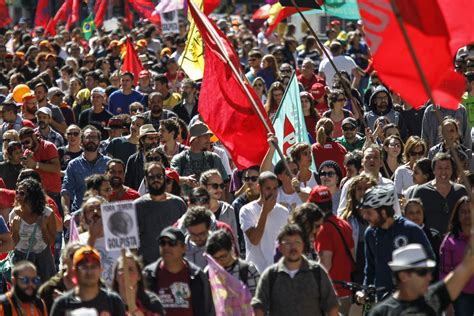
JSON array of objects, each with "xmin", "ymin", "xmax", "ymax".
[
  {"xmin": 447, "ymin": 196, "xmax": 470, "ymax": 238},
  {"xmin": 18, "ymin": 179, "xmax": 46, "ymax": 216},
  {"xmin": 289, "ymin": 203, "xmax": 324, "ymax": 252},
  {"xmin": 112, "ymin": 252, "xmax": 147, "ymax": 299}
]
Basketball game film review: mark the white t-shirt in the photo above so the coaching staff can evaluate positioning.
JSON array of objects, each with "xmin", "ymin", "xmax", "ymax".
[
  {"xmin": 277, "ymin": 187, "xmax": 303, "ymax": 213},
  {"xmin": 393, "ymin": 165, "xmax": 414, "ymax": 196},
  {"xmin": 79, "ymin": 232, "xmax": 120, "ymax": 287},
  {"xmin": 319, "ymin": 55, "xmax": 357, "ymax": 86},
  {"xmin": 240, "ymin": 200, "xmax": 289, "ymax": 273}
]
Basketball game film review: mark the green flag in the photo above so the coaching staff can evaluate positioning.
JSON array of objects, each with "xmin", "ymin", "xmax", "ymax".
[
  {"xmin": 306, "ymin": 0, "xmax": 360, "ymax": 19},
  {"xmin": 81, "ymin": 14, "xmax": 96, "ymax": 40}
]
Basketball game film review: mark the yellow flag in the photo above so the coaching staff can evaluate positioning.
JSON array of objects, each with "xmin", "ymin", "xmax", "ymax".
[{"xmin": 178, "ymin": 0, "xmax": 205, "ymax": 80}]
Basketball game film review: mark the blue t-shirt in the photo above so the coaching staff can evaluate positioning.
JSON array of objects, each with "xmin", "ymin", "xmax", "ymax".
[
  {"xmin": 0, "ymin": 217, "xmax": 9, "ymax": 233},
  {"xmin": 108, "ymin": 90, "xmax": 144, "ymax": 114}
]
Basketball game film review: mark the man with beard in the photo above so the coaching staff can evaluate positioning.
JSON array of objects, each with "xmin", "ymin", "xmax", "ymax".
[
  {"xmin": 360, "ymin": 184, "xmax": 435, "ymax": 299},
  {"xmin": 143, "ymin": 92, "xmax": 177, "ymax": 131},
  {"xmin": 106, "ymin": 114, "xmax": 145, "ymax": 165},
  {"xmin": 252, "ymin": 224, "xmax": 339, "ymax": 316},
  {"xmin": 50, "ymin": 246, "xmax": 126, "ymax": 316},
  {"xmin": 34, "ymin": 107, "xmax": 65, "ymax": 148},
  {"xmin": 171, "ymin": 121, "xmax": 227, "ymax": 196},
  {"xmin": 20, "ymin": 93, "xmax": 38, "ymax": 124},
  {"xmin": 172, "ymin": 78, "xmax": 199, "ymax": 124},
  {"xmin": 124, "ymin": 124, "xmax": 159, "ymax": 190},
  {"xmin": 135, "ymin": 162, "xmax": 187, "ymax": 265},
  {"xmin": 0, "ymin": 261, "xmax": 48, "ymax": 315},
  {"xmin": 106, "ymin": 159, "xmax": 140, "ymax": 201},
  {"xmin": 78, "ymin": 87, "xmax": 113, "ymax": 140},
  {"xmin": 34, "ymin": 83, "xmax": 67, "ymax": 134},
  {"xmin": 18, "ymin": 127, "xmax": 61, "ymax": 200},
  {"xmin": 62, "ymin": 125, "xmax": 111, "ymax": 218},
  {"xmin": 336, "ymin": 117, "xmax": 365, "ymax": 152},
  {"xmin": 364, "ymin": 85, "xmax": 407, "ymax": 140}
]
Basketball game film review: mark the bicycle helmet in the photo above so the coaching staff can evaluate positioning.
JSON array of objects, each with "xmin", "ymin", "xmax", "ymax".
[{"xmin": 359, "ymin": 184, "xmax": 396, "ymax": 209}]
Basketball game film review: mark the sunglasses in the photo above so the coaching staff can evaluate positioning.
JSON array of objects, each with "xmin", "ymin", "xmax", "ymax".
[
  {"xmin": 147, "ymin": 173, "xmax": 164, "ymax": 180},
  {"xmin": 320, "ymin": 171, "xmax": 336, "ymax": 177},
  {"xmin": 410, "ymin": 150, "xmax": 424, "ymax": 156},
  {"xmin": 17, "ymin": 276, "xmax": 41, "ymax": 286},
  {"xmin": 342, "ymin": 126, "xmax": 356, "ymax": 131},
  {"xmin": 409, "ymin": 268, "xmax": 433, "ymax": 277},
  {"xmin": 254, "ymin": 83, "xmax": 264, "ymax": 87},
  {"xmin": 66, "ymin": 131, "xmax": 80, "ymax": 137},
  {"xmin": 146, "ymin": 155, "xmax": 162, "ymax": 162},
  {"xmin": 243, "ymin": 176, "xmax": 258, "ymax": 182},
  {"xmin": 190, "ymin": 196, "xmax": 209, "ymax": 204},
  {"xmin": 207, "ymin": 183, "xmax": 225, "ymax": 190},
  {"xmin": 159, "ymin": 239, "xmax": 178, "ymax": 247}
]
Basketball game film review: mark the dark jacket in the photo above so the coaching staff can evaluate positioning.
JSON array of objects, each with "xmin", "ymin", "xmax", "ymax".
[
  {"xmin": 124, "ymin": 151, "xmax": 144, "ymax": 190},
  {"xmin": 143, "ymin": 258, "xmax": 216, "ymax": 316},
  {"xmin": 172, "ymin": 98, "xmax": 199, "ymax": 125}
]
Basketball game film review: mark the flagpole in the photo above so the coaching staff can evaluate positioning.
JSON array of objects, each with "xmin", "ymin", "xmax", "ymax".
[
  {"xmin": 388, "ymin": 0, "xmax": 471, "ymax": 194},
  {"xmin": 188, "ymin": 0, "xmax": 293, "ymax": 176},
  {"xmin": 289, "ymin": 0, "xmax": 365, "ymax": 127}
]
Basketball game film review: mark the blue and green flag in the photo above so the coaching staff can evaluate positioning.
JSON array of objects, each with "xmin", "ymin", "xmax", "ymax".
[{"xmin": 81, "ymin": 13, "xmax": 96, "ymax": 40}]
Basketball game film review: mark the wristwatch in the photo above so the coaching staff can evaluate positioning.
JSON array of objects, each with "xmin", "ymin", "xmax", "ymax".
[{"xmin": 35, "ymin": 162, "xmax": 40, "ymax": 170}]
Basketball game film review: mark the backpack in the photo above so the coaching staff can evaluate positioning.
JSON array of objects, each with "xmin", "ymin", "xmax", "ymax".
[
  {"xmin": 0, "ymin": 294, "xmax": 45, "ymax": 316},
  {"xmin": 179, "ymin": 151, "xmax": 215, "ymax": 177},
  {"xmin": 238, "ymin": 260, "xmax": 250, "ymax": 285}
]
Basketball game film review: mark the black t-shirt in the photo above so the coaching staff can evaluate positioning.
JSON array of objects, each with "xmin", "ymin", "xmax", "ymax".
[
  {"xmin": 369, "ymin": 281, "xmax": 451, "ymax": 316},
  {"xmin": 78, "ymin": 108, "xmax": 113, "ymax": 140},
  {"xmin": 50, "ymin": 288, "xmax": 126, "ymax": 316},
  {"xmin": 57, "ymin": 146, "xmax": 83, "ymax": 171}
]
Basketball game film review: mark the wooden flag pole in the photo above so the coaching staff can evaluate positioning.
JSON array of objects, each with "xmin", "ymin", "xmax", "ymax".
[
  {"xmin": 388, "ymin": 0, "xmax": 472, "ymax": 195},
  {"xmin": 121, "ymin": 248, "xmax": 137, "ymax": 313}
]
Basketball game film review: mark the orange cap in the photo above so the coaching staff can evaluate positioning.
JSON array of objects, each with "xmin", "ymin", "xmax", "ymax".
[{"xmin": 73, "ymin": 246, "xmax": 101, "ymax": 267}]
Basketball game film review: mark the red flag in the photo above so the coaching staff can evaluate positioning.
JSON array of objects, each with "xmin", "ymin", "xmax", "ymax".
[
  {"xmin": 203, "ymin": 0, "xmax": 219, "ymax": 14},
  {"xmin": 265, "ymin": 3, "xmax": 310, "ymax": 37},
  {"xmin": 437, "ymin": 0, "xmax": 474, "ymax": 58},
  {"xmin": 0, "ymin": 0, "xmax": 11, "ymax": 29},
  {"xmin": 121, "ymin": 38, "xmax": 144, "ymax": 85},
  {"xmin": 34, "ymin": 0, "xmax": 49, "ymax": 30},
  {"xmin": 130, "ymin": 0, "xmax": 161, "ymax": 24},
  {"xmin": 124, "ymin": 0, "xmax": 133, "ymax": 29},
  {"xmin": 357, "ymin": 0, "xmax": 465, "ymax": 110},
  {"xmin": 94, "ymin": 0, "xmax": 108, "ymax": 28},
  {"xmin": 71, "ymin": 0, "xmax": 80, "ymax": 25},
  {"xmin": 188, "ymin": 0, "xmax": 273, "ymax": 169}
]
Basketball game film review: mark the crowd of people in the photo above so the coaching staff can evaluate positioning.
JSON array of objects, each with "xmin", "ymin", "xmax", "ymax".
[{"xmin": 0, "ymin": 9, "xmax": 473, "ymax": 316}]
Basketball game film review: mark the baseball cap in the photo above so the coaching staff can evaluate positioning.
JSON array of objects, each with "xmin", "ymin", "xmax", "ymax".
[
  {"xmin": 48, "ymin": 87, "xmax": 64, "ymax": 100},
  {"xmin": 388, "ymin": 244, "xmax": 436, "ymax": 272},
  {"xmin": 165, "ymin": 168, "xmax": 180, "ymax": 184},
  {"xmin": 189, "ymin": 122, "xmax": 212, "ymax": 143},
  {"xmin": 36, "ymin": 107, "xmax": 52, "ymax": 117},
  {"xmin": 104, "ymin": 118, "xmax": 125, "ymax": 130},
  {"xmin": 307, "ymin": 185, "xmax": 332, "ymax": 204},
  {"xmin": 91, "ymin": 87, "xmax": 106, "ymax": 97},
  {"xmin": 341, "ymin": 117, "xmax": 357, "ymax": 128},
  {"xmin": 22, "ymin": 92, "xmax": 36, "ymax": 103},
  {"xmin": 158, "ymin": 226, "xmax": 185, "ymax": 244},
  {"xmin": 73, "ymin": 246, "xmax": 101, "ymax": 267}
]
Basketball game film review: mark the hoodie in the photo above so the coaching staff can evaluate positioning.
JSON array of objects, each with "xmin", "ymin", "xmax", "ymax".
[{"xmin": 364, "ymin": 86, "xmax": 407, "ymax": 139}]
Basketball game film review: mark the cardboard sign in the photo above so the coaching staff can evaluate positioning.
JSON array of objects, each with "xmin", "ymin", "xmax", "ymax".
[
  {"xmin": 161, "ymin": 10, "xmax": 179, "ymax": 34},
  {"xmin": 101, "ymin": 201, "xmax": 140, "ymax": 251}
]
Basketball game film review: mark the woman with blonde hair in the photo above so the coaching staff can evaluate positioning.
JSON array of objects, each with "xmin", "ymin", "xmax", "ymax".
[{"xmin": 311, "ymin": 117, "xmax": 347, "ymax": 177}]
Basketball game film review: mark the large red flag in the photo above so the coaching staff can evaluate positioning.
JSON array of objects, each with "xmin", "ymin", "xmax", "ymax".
[
  {"xmin": 71, "ymin": 0, "xmax": 80, "ymax": 25},
  {"xmin": 130, "ymin": 0, "xmax": 161, "ymax": 24},
  {"xmin": 45, "ymin": 0, "xmax": 73, "ymax": 36},
  {"xmin": 0, "ymin": 0, "xmax": 11, "ymax": 29},
  {"xmin": 357, "ymin": 0, "xmax": 465, "ymax": 110},
  {"xmin": 121, "ymin": 38, "xmax": 144, "ymax": 85},
  {"xmin": 34, "ymin": 0, "xmax": 49, "ymax": 30},
  {"xmin": 188, "ymin": 0, "xmax": 273, "ymax": 169},
  {"xmin": 437, "ymin": 0, "xmax": 474, "ymax": 58},
  {"xmin": 94, "ymin": 0, "xmax": 108, "ymax": 28},
  {"xmin": 124, "ymin": 0, "xmax": 133, "ymax": 29}
]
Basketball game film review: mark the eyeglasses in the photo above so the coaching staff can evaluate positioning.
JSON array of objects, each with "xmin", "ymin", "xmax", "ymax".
[
  {"xmin": 146, "ymin": 155, "xmax": 162, "ymax": 162},
  {"xmin": 66, "ymin": 131, "xmax": 80, "ymax": 137},
  {"xmin": 342, "ymin": 126, "xmax": 356, "ymax": 131},
  {"xmin": 212, "ymin": 252, "xmax": 230, "ymax": 261},
  {"xmin": 159, "ymin": 239, "xmax": 178, "ymax": 247},
  {"xmin": 207, "ymin": 183, "xmax": 225, "ymax": 190},
  {"xmin": 17, "ymin": 276, "xmax": 41, "ymax": 286},
  {"xmin": 147, "ymin": 173, "xmax": 164, "ymax": 180},
  {"xmin": 410, "ymin": 150, "xmax": 424, "ymax": 156},
  {"xmin": 243, "ymin": 176, "xmax": 258, "ymax": 182},
  {"xmin": 190, "ymin": 196, "xmax": 209, "ymax": 204},
  {"xmin": 409, "ymin": 268, "xmax": 433, "ymax": 277},
  {"xmin": 280, "ymin": 240, "xmax": 303, "ymax": 247},
  {"xmin": 320, "ymin": 171, "xmax": 336, "ymax": 177}
]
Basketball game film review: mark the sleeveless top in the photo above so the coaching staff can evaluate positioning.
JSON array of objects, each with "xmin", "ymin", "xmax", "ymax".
[{"xmin": 15, "ymin": 207, "xmax": 53, "ymax": 253}]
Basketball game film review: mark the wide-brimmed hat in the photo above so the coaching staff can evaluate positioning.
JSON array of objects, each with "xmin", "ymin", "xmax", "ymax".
[
  {"xmin": 388, "ymin": 244, "xmax": 436, "ymax": 272},
  {"xmin": 139, "ymin": 124, "xmax": 158, "ymax": 138},
  {"xmin": 189, "ymin": 122, "xmax": 213, "ymax": 143}
]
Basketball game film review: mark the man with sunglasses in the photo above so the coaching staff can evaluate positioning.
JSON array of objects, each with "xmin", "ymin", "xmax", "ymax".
[
  {"xmin": 135, "ymin": 162, "xmax": 187, "ymax": 265},
  {"xmin": 336, "ymin": 117, "xmax": 365, "ymax": 152},
  {"xmin": 370, "ymin": 243, "xmax": 474, "ymax": 315},
  {"xmin": 143, "ymin": 226, "xmax": 215, "ymax": 316},
  {"xmin": 50, "ymin": 246, "xmax": 125, "ymax": 316},
  {"xmin": 359, "ymin": 184, "xmax": 435, "ymax": 300},
  {"xmin": 0, "ymin": 260, "xmax": 47, "ymax": 315}
]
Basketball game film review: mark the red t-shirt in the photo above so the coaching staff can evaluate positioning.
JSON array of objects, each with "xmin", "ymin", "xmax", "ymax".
[
  {"xmin": 311, "ymin": 140, "xmax": 347, "ymax": 177},
  {"xmin": 297, "ymin": 74, "xmax": 325, "ymax": 92},
  {"xmin": 30, "ymin": 140, "xmax": 61, "ymax": 193},
  {"xmin": 314, "ymin": 215, "xmax": 354, "ymax": 297},
  {"xmin": 157, "ymin": 262, "xmax": 193, "ymax": 316},
  {"xmin": 110, "ymin": 187, "xmax": 141, "ymax": 202}
]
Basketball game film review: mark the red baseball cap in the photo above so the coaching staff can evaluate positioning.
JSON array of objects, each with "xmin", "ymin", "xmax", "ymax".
[
  {"xmin": 307, "ymin": 185, "xmax": 332, "ymax": 204},
  {"xmin": 311, "ymin": 83, "xmax": 326, "ymax": 100},
  {"xmin": 165, "ymin": 168, "xmax": 180, "ymax": 184}
]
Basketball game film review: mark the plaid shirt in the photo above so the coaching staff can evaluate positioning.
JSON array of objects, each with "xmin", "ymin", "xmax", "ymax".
[
  {"xmin": 226, "ymin": 258, "xmax": 260, "ymax": 296},
  {"xmin": 34, "ymin": 127, "xmax": 64, "ymax": 149}
]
